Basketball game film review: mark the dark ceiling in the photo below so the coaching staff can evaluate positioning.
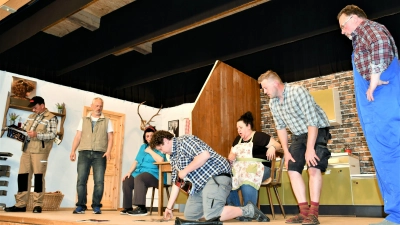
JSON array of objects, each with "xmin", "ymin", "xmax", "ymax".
[{"xmin": 1, "ymin": 0, "xmax": 399, "ymax": 108}]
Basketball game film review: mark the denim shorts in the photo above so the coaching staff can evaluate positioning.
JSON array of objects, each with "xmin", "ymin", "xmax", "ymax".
[{"xmin": 288, "ymin": 128, "xmax": 331, "ymax": 174}]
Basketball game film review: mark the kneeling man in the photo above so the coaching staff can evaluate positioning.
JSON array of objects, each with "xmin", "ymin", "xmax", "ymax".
[{"xmin": 150, "ymin": 130, "xmax": 270, "ymax": 222}]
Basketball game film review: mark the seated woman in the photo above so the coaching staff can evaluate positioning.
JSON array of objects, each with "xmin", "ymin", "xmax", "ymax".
[
  {"xmin": 121, "ymin": 126, "xmax": 167, "ymax": 216},
  {"xmin": 227, "ymin": 111, "xmax": 282, "ymax": 212}
]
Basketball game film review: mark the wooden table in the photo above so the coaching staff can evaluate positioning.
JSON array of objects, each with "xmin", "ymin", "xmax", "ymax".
[{"xmin": 154, "ymin": 162, "xmax": 172, "ymax": 216}]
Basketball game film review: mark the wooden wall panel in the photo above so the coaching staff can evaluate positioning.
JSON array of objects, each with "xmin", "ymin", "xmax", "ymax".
[{"xmin": 192, "ymin": 61, "xmax": 261, "ymax": 157}]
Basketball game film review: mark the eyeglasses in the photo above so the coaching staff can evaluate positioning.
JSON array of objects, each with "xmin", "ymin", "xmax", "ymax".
[{"xmin": 340, "ymin": 15, "xmax": 353, "ymax": 30}]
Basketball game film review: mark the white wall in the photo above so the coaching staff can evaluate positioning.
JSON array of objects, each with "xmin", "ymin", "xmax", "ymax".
[{"xmin": 0, "ymin": 71, "xmax": 193, "ymax": 208}]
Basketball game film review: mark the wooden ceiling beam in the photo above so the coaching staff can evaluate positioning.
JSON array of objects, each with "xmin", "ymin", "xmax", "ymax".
[
  {"xmin": 67, "ymin": 9, "xmax": 100, "ymax": 31},
  {"xmin": 113, "ymin": 42, "xmax": 153, "ymax": 56},
  {"xmin": 43, "ymin": 19, "xmax": 81, "ymax": 37},
  {"xmin": 115, "ymin": 0, "xmax": 270, "ymax": 56},
  {"xmin": 0, "ymin": 8, "xmax": 11, "ymax": 21},
  {"xmin": 0, "ymin": 0, "xmax": 31, "ymax": 20},
  {"xmin": 132, "ymin": 43, "xmax": 152, "ymax": 55},
  {"xmin": 0, "ymin": 0, "xmax": 96, "ymax": 54},
  {"xmin": 3, "ymin": 0, "xmax": 31, "ymax": 10},
  {"xmin": 43, "ymin": 0, "xmax": 135, "ymax": 38},
  {"xmin": 57, "ymin": 0, "xmax": 270, "ymax": 75},
  {"xmin": 0, "ymin": 0, "xmax": 9, "ymax": 6}
]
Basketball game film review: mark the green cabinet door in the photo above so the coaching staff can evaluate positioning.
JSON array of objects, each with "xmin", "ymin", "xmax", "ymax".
[
  {"xmin": 281, "ymin": 167, "xmax": 353, "ymax": 205},
  {"xmin": 352, "ymin": 177, "xmax": 383, "ymax": 205},
  {"xmin": 319, "ymin": 167, "xmax": 352, "ymax": 205}
]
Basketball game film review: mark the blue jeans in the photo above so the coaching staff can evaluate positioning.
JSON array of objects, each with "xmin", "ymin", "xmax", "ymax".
[
  {"xmin": 76, "ymin": 150, "xmax": 107, "ymax": 209},
  {"xmin": 226, "ymin": 166, "xmax": 270, "ymax": 206}
]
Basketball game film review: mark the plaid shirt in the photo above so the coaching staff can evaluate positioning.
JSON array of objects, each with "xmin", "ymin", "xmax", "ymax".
[
  {"xmin": 169, "ymin": 135, "xmax": 231, "ymax": 195},
  {"xmin": 351, "ymin": 20, "xmax": 398, "ymax": 80},
  {"xmin": 269, "ymin": 84, "xmax": 330, "ymax": 135},
  {"xmin": 22, "ymin": 109, "xmax": 58, "ymax": 141}
]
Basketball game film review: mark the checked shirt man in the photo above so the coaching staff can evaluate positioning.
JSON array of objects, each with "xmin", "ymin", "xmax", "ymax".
[{"xmin": 150, "ymin": 131, "xmax": 270, "ymax": 222}]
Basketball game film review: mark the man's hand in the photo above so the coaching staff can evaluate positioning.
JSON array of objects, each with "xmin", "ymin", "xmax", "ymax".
[
  {"xmin": 367, "ymin": 73, "xmax": 389, "ymax": 102},
  {"xmin": 284, "ymin": 152, "xmax": 295, "ymax": 169},
  {"xmin": 103, "ymin": 151, "xmax": 111, "ymax": 161},
  {"xmin": 27, "ymin": 131, "xmax": 37, "ymax": 138},
  {"xmin": 70, "ymin": 151, "xmax": 76, "ymax": 161},
  {"xmin": 305, "ymin": 148, "xmax": 320, "ymax": 167},
  {"xmin": 178, "ymin": 170, "xmax": 188, "ymax": 179},
  {"xmin": 164, "ymin": 208, "xmax": 173, "ymax": 220}
]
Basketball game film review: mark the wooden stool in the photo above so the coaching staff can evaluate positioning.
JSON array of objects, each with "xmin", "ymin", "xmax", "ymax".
[{"xmin": 149, "ymin": 184, "xmax": 171, "ymax": 215}]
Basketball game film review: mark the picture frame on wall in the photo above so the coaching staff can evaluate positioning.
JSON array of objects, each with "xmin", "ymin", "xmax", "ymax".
[
  {"xmin": 10, "ymin": 77, "xmax": 37, "ymax": 106},
  {"xmin": 168, "ymin": 120, "xmax": 179, "ymax": 137}
]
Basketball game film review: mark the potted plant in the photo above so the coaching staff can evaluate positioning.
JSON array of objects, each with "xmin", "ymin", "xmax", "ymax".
[
  {"xmin": 8, "ymin": 112, "xmax": 19, "ymax": 126},
  {"xmin": 55, "ymin": 102, "xmax": 65, "ymax": 114}
]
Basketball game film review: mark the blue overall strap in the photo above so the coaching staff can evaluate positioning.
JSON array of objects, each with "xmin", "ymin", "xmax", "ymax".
[{"xmin": 352, "ymin": 55, "xmax": 400, "ymax": 223}]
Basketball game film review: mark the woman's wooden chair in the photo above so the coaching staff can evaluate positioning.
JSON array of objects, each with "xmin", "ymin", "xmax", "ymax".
[
  {"xmin": 149, "ymin": 184, "xmax": 171, "ymax": 215},
  {"xmin": 257, "ymin": 156, "xmax": 286, "ymax": 219}
]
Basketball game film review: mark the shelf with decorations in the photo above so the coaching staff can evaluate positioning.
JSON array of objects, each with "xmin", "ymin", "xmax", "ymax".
[{"xmin": 1, "ymin": 92, "xmax": 67, "ymax": 143}]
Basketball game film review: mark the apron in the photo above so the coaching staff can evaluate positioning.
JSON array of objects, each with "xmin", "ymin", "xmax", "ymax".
[
  {"xmin": 231, "ymin": 132, "xmax": 265, "ymax": 190},
  {"xmin": 352, "ymin": 54, "xmax": 400, "ymax": 223}
]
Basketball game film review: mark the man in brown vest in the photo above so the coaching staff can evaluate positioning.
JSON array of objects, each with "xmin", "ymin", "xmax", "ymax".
[
  {"xmin": 5, "ymin": 96, "xmax": 58, "ymax": 213},
  {"xmin": 70, "ymin": 97, "xmax": 113, "ymax": 214}
]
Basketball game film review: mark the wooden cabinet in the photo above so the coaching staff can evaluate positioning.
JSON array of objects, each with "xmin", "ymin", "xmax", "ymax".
[
  {"xmin": 320, "ymin": 167, "xmax": 353, "ymax": 205},
  {"xmin": 1, "ymin": 92, "xmax": 67, "ymax": 143},
  {"xmin": 328, "ymin": 153, "xmax": 360, "ymax": 175},
  {"xmin": 269, "ymin": 167, "xmax": 353, "ymax": 205},
  {"xmin": 351, "ymin": 174, "xmax": 383, "ymax": 205},
  {"xmin": 268, "ymin": 153, "xmax": 365, "ymax": 206}
]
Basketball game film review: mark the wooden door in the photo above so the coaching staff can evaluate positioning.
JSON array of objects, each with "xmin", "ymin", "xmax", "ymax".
[{"xmin": 83, "ymin": 107, "xmax": 125, "ymax": 210}]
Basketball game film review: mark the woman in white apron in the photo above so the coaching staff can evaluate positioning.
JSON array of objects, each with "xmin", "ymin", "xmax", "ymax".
[{"xmin": 226, "ymin": 112, "xmax": 281, "ymax": 211}]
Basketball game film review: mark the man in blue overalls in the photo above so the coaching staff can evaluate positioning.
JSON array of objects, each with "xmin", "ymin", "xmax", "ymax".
[{"xmin": 338, "ymin": 5, "xmax": 400, "ymax": 225}]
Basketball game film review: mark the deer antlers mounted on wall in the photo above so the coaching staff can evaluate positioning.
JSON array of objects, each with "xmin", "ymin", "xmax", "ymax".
[{"xmin": 137, "ymin": 101, "xmax": 163, "ymax": 130}]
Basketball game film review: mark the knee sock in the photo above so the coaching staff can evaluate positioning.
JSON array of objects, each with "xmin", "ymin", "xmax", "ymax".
[
  {"xmin": 298, "ymin": 202, "xmax": 309, "ymax": 217},
  {"xmin": 17, "ymin": 173, "xmax": 29, "ymax": 192},
  {"xmin": 309, "ymin": 201, "xmax": 319, "ymax": 217},
  {"xmin": 34, "ymin": 174, "xmax": 43, "ymax": 192}
]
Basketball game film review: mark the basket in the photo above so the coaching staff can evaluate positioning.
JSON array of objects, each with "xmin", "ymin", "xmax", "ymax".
[{"xmin": 24, "ymin": 192, "xmax": 64, "ymax": 211}]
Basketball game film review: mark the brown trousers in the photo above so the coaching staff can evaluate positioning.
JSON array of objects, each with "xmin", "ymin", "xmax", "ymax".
[{"xmin": 15, "ymin": 146, "xmax": 50, "ymax": 208}]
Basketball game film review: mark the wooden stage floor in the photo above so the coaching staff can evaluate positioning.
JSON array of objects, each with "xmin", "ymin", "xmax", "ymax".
[{"xmin": 0, "ymin": 209, "xmax": 385, "ymax": 225}]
